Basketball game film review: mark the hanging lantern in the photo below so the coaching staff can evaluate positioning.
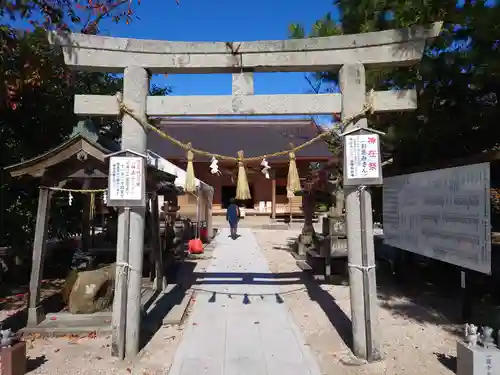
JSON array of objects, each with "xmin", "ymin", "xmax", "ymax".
[{"xmin": 68, "ymin": 192, "xmax": 73, "ymax": 206}]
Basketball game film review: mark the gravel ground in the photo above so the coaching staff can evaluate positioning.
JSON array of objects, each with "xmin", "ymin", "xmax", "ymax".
[
  {"xmin": 21, "ymin": 254, "xmax": 214, "ymax": 375},
  {"xmin": 10, "ymin": 228, "xmax": 458, "ymax": 374},
  {"xmin": 253, "ymin": 229, "xmax": 458, "ymax": 375},
  {"xmin": 0, "ymin": 279, "xmax": 65, "ymax": 322}
]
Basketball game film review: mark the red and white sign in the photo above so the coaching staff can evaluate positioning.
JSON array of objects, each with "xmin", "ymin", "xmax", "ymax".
[{"xmin": 345, "ymin": 134, "xmax": 380, "ymax": 180}]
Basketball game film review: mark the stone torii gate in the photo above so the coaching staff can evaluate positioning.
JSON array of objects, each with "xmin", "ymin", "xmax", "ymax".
[{"xmin": 49, "ymin": 21, "xmax": 441, "ymax": 360}]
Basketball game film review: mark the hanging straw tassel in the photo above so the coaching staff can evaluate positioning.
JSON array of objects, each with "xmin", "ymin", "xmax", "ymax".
[
  {"xmin": 287, "ymin": 144, "xmax": 301, "ymax": 195},
  {"xmin": 184, "ymin": 143, "xmax": 197, "ymax": 193},
  {"xmin": 89, "ymin": 192, "xmax": 96, "ymax": 221},
  {"xmin": 235, "ymin": 150, "xmax": 251, "ymax": 200}
]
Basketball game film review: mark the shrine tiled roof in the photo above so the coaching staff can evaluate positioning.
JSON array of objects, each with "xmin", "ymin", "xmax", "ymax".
[{"xmin": 147, "ymin": 118, "xmax": 332, "ymax": 162}]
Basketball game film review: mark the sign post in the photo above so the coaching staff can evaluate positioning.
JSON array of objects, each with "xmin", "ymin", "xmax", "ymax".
[
  {"xmin": 341, "ymin": 126, "xmax": 384, "ymax": 362},
  {"xmin": 107, "ymin": 152, "xmax": 147, "ymax": 208},
  {"xmin": 105, "ymin": 150, "xmax": 147, "ymax": 360},
  {"xmin": 342, "ymin": 127, "xmax": 384, "ymax": 188}
]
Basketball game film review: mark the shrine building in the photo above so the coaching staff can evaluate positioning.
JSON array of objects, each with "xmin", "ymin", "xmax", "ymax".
[{"xmin": 148, "ymin": 118, "xmax": 332, "ymax": 217}]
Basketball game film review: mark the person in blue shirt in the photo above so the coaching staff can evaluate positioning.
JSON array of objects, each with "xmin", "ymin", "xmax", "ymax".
[{"xmin": 226, "ymin": 198, "xmax": 240, "ymax": 239}]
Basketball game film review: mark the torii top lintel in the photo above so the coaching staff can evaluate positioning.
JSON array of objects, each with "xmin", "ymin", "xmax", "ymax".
[{"xmin": 48, "ymin": 22, "xmax": 442, "ymax": 74}]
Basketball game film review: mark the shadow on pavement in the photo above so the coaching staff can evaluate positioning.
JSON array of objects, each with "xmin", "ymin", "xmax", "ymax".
[
  {"xmin": 139, "ymin": 260, "xmax": 197, "ymax": 351},
  {"xmin": 1, "ymin": 293, "xmax": 65, "ymax": 333},
  {"xmin": 27, "ymin": 355, "xmax": 48, "ymax": 373},
  {"xmin": 302, "ymin": 276, "xmax": 353, "ymax": 349},
  {"xmin": 434, "ymin": 352, "xmax": 457, "ymax": 373},
  {"xmin": 140, "ymin": 229, "xmax": 472, "ymax": 357},
  {"xmin": 161, "ymin": 267, "xmax": 354, "ymax": 350}
]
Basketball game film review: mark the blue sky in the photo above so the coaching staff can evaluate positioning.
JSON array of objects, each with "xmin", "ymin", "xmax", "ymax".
[
  {"xmin": 2, "ymin": 0, "xmax": 339, "ymax": 124},
  {"xmin": 94, "ymin": 0, "xmax": 337, "ymax": 100}
]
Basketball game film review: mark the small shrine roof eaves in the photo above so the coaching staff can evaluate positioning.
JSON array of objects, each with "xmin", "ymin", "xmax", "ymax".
[{"xmin": 6, "ymin": 134, "xmax": 111, "ymax": 178}]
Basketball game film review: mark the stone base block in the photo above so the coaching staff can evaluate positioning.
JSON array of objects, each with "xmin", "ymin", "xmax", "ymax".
[
  {"xmin": 0, "ymin": 341, "xmax": 27, "ymax": 375},
  {"xmin": 457, "ymin": 340, "xmax": 500, "ymax": 375},
  {"xmin": 27, "ymin": 306, "xmax": 45, "ymax": 327}
]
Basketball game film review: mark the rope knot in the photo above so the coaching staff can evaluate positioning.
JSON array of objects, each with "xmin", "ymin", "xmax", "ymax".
[
  {"xmin": 116, "ymin": 91, "xmax": 123, "ymax": 103},
  {"xmin": 115, "ymin": 91, "xmax": 126, "ymax": 112},
  {"xmin": 288, "ymin": 143, "xmax": 296, "ymax": 160},
  {"xmin": 237, "ymin": 150, "xmax": 245, "ymax": 165},
  {"xmin": 186, "ymin": 142, "xmax": 194, "ymax": 162},
  {"xmin": 365, "ymin": 89, "xmax": 375, "ymax": 115}
]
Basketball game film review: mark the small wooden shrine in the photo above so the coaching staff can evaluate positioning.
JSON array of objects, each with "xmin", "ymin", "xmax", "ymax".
[{"xmin": 5, "ymin": 120, "xmax": 186, "ymax": 330}]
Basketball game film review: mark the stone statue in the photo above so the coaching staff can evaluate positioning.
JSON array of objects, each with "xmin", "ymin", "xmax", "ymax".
[
  {"xmin": 0, "ymin": 328, "xmax": 17, "ymax": 347},
  {"xmin": 481, "ymin": 326, "xmax": 495, "ymax": 348},
  {"xmin": 465, "ymin": 323, "xmax": 478, "ymax": 346}
]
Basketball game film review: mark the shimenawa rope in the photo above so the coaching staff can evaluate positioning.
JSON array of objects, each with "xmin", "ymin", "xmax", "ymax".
[
  {"xmin": 37, "ymin": 91, "xmax": 374, "ymax": 198},
  {"xmin": 115, "ymin": 90, "xmax": 375, "ymax": 198}
]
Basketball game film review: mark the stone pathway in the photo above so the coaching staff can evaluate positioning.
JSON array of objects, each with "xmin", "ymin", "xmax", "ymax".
[{"xmin": 168, "ymin": 228, "xmax": 322, "ymax": 375}]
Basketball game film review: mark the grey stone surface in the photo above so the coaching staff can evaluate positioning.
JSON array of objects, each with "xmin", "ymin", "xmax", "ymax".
[
  {"xmin": 48, "ymin": 22, "xmax": 442, "ymax": 73},
  {"xmin": 339, "ymin": 62, "xmax": 381, "ymax": 361},
  {"xmin": 457, "ymin": 340, "xmax": 500, "ymax": 375},
  {"xmin": 74, "ymin": 90, "xmax": 417, "ymax": 117},
  {"xmin": 167, "ymin": 228, "xmax": 322, "ymax": 375},
  {"xmin": 49, "ymin": 23, "xmax": 441, "ymax": 54},
  {"xmin": 113, "ymin": 66, "xmax": 150, "ymax": 359},
  {"xmin": 161, "ymin": 289, "xmax": 194, "ymax": 325}
]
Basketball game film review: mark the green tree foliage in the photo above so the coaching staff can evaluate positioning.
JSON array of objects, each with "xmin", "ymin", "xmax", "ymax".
[
  {"xmin": 290, "ymin": 1, "xmax": 500, "ymax": 168},
  {"xmin": 1, "ymin": 27, "xmax": 113, "ymax": 248},
  {"xmin": 1, "ymin": 0, "xmax": 148, "ymax": 34},
  {"xmin": 0, "ymin": 2, "xmax": 171, "ymax": 249}
]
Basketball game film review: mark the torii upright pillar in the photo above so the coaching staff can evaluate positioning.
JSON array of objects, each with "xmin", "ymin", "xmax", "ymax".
[
  {"xmin": 339, "ymin": 62, "xmax": 381, "ymax": 361},
  {"xmin": 118, "ymin": 66, "xmax": 149, "ymax": 358}
]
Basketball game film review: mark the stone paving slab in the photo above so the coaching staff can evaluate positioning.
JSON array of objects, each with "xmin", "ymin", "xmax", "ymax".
[{"xmin": 167, "ymin": 228, "xmax": 322, "ymax": 375}]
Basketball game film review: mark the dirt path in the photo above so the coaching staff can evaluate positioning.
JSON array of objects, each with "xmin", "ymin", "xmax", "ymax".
[
  {"xmin": 10, "ymin": 228, "xmax": 458, "ymax": 374},
  {"xmin": 254, "ymin": 229, "xmax": 458, "ymax": 375}
]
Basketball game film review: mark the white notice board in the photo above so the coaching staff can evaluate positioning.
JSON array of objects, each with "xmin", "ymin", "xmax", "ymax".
[
  {"xmin": 345, "ymin": 134, "xmax": 381, "ymax": 180},
  {"xmin": 383, "ymin": 163, "xmax": 491, "ymax": 274},
  {"xmin": 108, "ymin": 156, "xmax": 146, "ymax": 207}
]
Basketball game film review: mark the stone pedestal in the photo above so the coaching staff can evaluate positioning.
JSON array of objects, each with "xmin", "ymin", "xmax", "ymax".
[
  {"xmin": 0, "ymin": 341, "xmax": 27, "ymax": 375},
  {"xmin": 328, "ymin": 214, "xmax": 347, "ymax": 258},
  {"xmin": 330, "ymin": 236, "xmax": 348, "ymax": 258},
  {"xmin": 457, "ymin": 340, "xmax": 500, "ymax": 375},
  {"xmin": 322, "ymin": 216, "xmax": 329, "ymax": 235}
]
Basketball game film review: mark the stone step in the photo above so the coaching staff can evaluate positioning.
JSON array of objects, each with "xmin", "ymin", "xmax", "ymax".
[
  {"xmin": 305, "ymin": 248, "xmax": 323, "ymax": 258},
  {"xmin": 161, "ymin": 289, "xmax": 193, "ymax": 326},
  {"xmin": 296, "ymin": 260, "xmax": 313, "ymax": 271}
]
